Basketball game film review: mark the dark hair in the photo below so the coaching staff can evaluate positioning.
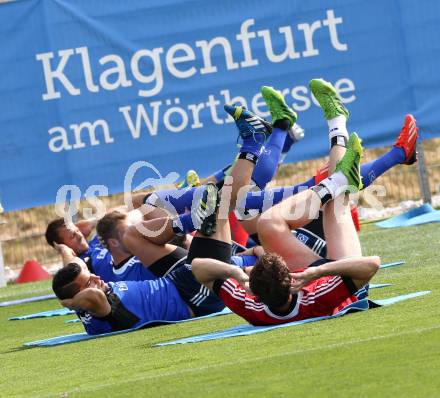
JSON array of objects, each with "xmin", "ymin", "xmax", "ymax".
[
  {"xmin": 249, "ymin": 253, "xmax": 291, "ymax": 308},
  {"xmin": 45, "ymin": 218, "xmax": 66, "ymax": 247},
  {"xmin": 96, "ymin": 211, "xmax": 126, "ymax": 248},
  {"xmin": 52, "ymin": 262, "xmax": 83, "ymax": 300}
]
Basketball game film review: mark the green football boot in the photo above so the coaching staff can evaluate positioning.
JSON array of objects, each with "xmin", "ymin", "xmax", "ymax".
[
  {"xmin": 334, "ymin": 132, "xmax": 363, "ymax": 191},
  {"xmin": 261, "ymin": 86, "xmax": 297, "ymax": 128},
  {"xmin": 309, "ymin": 78, "xmax": 349, "ymax": 120}
]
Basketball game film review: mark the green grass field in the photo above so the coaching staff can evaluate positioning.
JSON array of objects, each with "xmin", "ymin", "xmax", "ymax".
[{"xmin": 1, "ymin": 223, "xmax": 439, "ymax": 398}]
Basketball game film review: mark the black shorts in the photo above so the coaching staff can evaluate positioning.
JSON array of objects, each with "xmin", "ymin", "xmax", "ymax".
[
  {"xmin": 149, "ymin": 247, "xmax": 188, "ymax": 277},
  {"xmin": 302, "ymin": 212, "xmax": 325, "ymax": 239},
  {"xmin": 186, "ymin": 236, "xmax": 232, "ymax": 264},
  {"xmin": 231, "ymin": 240, "xmax": 246, "ymax": 255},
  {"xmin": 295, "ymin": 227, "xmax": 327, "ymax": 258}
]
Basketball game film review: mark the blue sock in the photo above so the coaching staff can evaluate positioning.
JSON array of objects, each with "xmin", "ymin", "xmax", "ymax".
[
  {"xmin": 282, "ymin": 134, "xmax": 294, "ymax": 155},
  {"xmin": 360, "ymin": 146, "xmax": 405, "ymax": 188},
  {"xmin": 153, "ymin": 187, "xmax": 196, "ymax": 214},
  {"xmin": 243, "ymin": 176, "xmax": 315, "ymax": 212},
  {"xmin": 242, "ymin": 145, "xmax": 404, "ymax": 213},
  {"xmin": 172, "ymin": 213, "xmax": 195, "ymax": 235},
  {"xmin": 212, "ymin": 163, "xmax": 233, "ymax": 184},
  {"xmin": 240, "ymin": 134, "xmax": 264, "ymax": 159},
  {"xmin": 252, "ymin": 127, "xmax": 287, "ymax": 189},
  {"xmin": 213, "ymin": 168, "xmax": 227, "ymax": 183}
]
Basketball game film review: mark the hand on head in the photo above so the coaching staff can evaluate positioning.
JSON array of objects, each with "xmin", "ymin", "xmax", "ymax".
[
  {"xmin": 289, "ymin": 267, "xmax": 319, "ymax": 293},
  {"xmin": 231, "ymin": 267, "xmax": 249, "ymax": 287},
  {"xmin": 59, "ymin": 297, "xmax": 78, "ymax": 311},
  {"xmin": 53, "ymin": 242, "xmax": 76, "ymax": 257}
]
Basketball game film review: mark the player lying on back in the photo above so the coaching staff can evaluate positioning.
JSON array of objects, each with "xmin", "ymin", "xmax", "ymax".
[
  {"xmin": 192, "ymin": 79, "xmax": 381, "ymax": 325},
  {"xmin": 45, "ymin": 86, "xmax": 295, "ymax": 282},
  {"xmin": 50, "ymin": 87, "xmax": 288, "ymax": 334}
]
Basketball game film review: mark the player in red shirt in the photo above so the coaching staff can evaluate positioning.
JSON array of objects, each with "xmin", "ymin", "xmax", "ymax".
[{"xmin": 192, "ymin": 79, "xmax": 381, "ymax": 325}]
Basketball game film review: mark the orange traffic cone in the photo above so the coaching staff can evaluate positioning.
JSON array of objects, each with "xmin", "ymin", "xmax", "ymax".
[{"xmin": 16, "ymin": 260, "xmax": 51, "ymax": 283}]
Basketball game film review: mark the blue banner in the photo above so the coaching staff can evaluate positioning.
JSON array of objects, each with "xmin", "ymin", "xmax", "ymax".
[{"xmin": 1, "ymin": 0, "xmax": 439, "ymax": 211}]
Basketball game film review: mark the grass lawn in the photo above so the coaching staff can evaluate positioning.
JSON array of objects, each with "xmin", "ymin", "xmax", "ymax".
[{"xmin": 1, "ymin": 223, "xmax": 439, "ymax": 398}]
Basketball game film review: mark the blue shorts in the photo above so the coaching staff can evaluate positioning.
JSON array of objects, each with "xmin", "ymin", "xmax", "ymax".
[
  {"xmin": 168, "ymin": 264, "xmax": 225, "ymax": 317},
  {"xmin": 167, "ymin": 237, "xmax": 232, "ymax": 317}
]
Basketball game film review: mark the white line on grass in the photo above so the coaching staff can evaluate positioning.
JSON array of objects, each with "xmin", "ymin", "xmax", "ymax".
[
  {"xmin": 0, "ymin": 288, "xmax": 52, "ymax": 300},
  {"xmin": 42, "ymin": 323, "xmax": 440, "ymax": 398}
]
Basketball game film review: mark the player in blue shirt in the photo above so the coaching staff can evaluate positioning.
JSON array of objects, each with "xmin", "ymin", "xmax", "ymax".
[
  {"xmin": 45, "ymin": 208, "xmax": 189, "ymax": 283},
  {"xmin": 54, "ymin": 261, "xmax": 195, "ymax": 335},
  {"xmin": 52, "ymin": 91, "xmax": 283, "ymax": 334},
  {"xmin": 45, "ymin": 218, "xmax": 98, "ymax": 259},
  {"xmin": 97, "ymin": 208, "xmax": 258, "ymax": 278},
  {"xmin": 45, "ymin": 218, "xmax": 115, "ymax": 273},
  {"xmin": 92, "ymin": 254, "xmax": 157, "ymax": 283},
  {"xmin": 95, "ymin": 210, "xmax": 188, "ymax": 282}
]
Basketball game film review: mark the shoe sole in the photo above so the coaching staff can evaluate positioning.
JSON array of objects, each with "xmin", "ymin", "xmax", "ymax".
[{"xmin": 197, "ymin": 184, "xmax": 219, "ymax": 236}]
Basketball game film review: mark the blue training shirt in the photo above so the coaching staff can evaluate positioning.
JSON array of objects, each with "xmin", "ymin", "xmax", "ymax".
[
  {"xmin": 87, "ymin": 234, "xmax": 102, "ymax": 251},
  {"xmin": 78, "ymin": 279, "xmax": 191, "ymax": 335},
  {"xmin": 78, "ymin": 235, "xmax": 101, "ymax": 260},
  {"xmin": 78, "ymin": 236, "xmax": 149, "ymax": 283},
  {"xmin": 93, "ymin": 255, "xmax": 156, "ymax": 283},
  {"xmin": 78, "ymin": 235, "xmax": 156, "ymax": 283},
  {"xmin": 78, "ymin": 235, "xmax": 113, "ymax": 274}
]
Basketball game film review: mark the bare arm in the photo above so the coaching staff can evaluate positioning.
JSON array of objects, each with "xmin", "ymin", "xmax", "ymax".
[
  {"xmin": 192, "ymin": 258, "xmax": 249, "ymax": 290},
  {"xmin": 60, "ymin": 288, "xmax": 111, "ymax": 318},
  {"xmin": 290, "ymin": 256, "xmax": 380, "ymax": 292},
  {"xmin": 54, "ymin": 243, "xmax": 78, "ymax": 266},
  {"xmin": 75, "ymin": 219, "xmax": 98, "ymax": 239},
  {"xmin": 236, "ymin": 245, "xmax": 265, "ymax": 258}
]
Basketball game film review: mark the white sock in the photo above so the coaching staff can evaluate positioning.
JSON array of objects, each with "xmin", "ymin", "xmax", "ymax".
[
  {"xmin": 328, "ymin": 115, "xmax": 349, "ymax": 140},
  {"xmin": 320, "ymin": 171, "xmax": 348, "ymax": 197}
]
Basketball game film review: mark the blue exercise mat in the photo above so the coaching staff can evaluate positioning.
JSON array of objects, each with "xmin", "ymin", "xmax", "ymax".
[
  {"xmin": 24, "ymin": 290, "xmax": 429, "ymax": 348},
  {"xmin": 9, "ymin": 308, "xmax": 74, "ymax": 320},
  {"xmin": 155, "ymin": 291, "xmax": 431, "ymax": 346},
  {"xmin": 24, "ymin": 307, "xmax": 232, "ymax": 347},
  {"xmin": 0, "ymin": 294, "xmax": 56, "ymax": 307},
  {"xmin": 379, "ymin": 261, "xmax": 404, "ymax": 269},
  {"xmin": 65, "ymin": 318, "xmax": 80, "ymax": 324},
  {"xmin": 368, "ymin": 283, "xmax": 392, "ymax": 289},
  {"xmin": 376, "ymin": 204, "xmax": 440, "ymax": 228}
]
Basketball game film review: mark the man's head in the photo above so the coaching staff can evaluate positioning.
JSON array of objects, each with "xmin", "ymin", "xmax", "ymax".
[
  {"xmin": 52, "ymin": 259, "xmax": 107, "ymax": 300},
  {"xmin": 45, "ymin": 218, "xmax": 89, "ymax": 255},
  {"xmin": 96, "ymin": 211, "xmax": 130, "ymax": 253},
  {"xmin": 249, "ymin": 253, "xmax": 291, "ymax": 308}
]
